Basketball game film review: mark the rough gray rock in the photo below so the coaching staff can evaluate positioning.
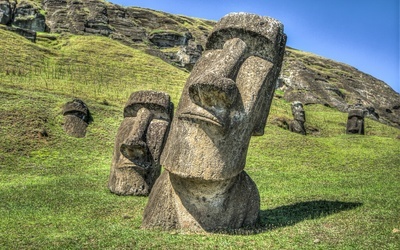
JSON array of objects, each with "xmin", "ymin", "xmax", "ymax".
[
  {"xmin": 12, "ymin": 1, "xmax": 47, "ymax": 32},
  {"xmin": 108, "ymin": 91, "xmax": 173, "ymax": 196},
  {"xmin": 173, "ymin": 40, "xmax": 203, "ymax": 70},
  {"xmin": 0, "ymin": 0, "xmax": 14, "ymax": 25},
  {"xmin": 0, "ymin": 24, "xmax": 36, "ymax": 42},
  {"xmin": 149, "ymin": 31, "xmax": 191, "ymax": 47},
  {"xmin": 142, "ymin": 13, "xmax": 286, "ymax": 232}
]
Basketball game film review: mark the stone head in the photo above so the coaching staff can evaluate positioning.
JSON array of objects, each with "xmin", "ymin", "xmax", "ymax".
[
  {"xmin": 161, "ymin": 13, "xmax": 286, "ymax": 181},
  {"xmin": 291, "ymin": 101, "xmax": 305, "ymax": 122},
  {"xmin": 109, "ymin": 91, "xmax": 173, "ymax": 195},
  {"xmin": 346, "ymin": 104, "xmax": 365, "ymax": 134},
  {"xmin": 62, "ymin": 99, "xmax": 91, "ymax": 138}
]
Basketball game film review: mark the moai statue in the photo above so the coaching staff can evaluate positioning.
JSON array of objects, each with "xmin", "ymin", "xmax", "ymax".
[
  {"xmin": 289, "ymin": 101, "xmax": 306, "ymax": 135},
  {"xmin": 62, "ymin": 99, "xmax": 92, "ymax": 138},
  {"xmin": 346, "ymin": 102, "xmax": 365, "ymax": 135},
  {"xmin": 108, "ymin": 91, "xmax": 173, "ymax": 196},
  {"xmin": 142, "ymin": 13, "xmax": 286, "ymax": 232}
]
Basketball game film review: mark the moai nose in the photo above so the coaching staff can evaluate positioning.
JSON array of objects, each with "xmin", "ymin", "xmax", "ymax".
[
  {"xmin": 120, "ymin": 108, "xmax": 153, "ymax": 161},
  {"xmin": 189, "ymin": 78, "xmax": 238, "ymax": 110},
  {"xmin": 187, "ymin": 38, "xmax": 247, "ymax": 111}
]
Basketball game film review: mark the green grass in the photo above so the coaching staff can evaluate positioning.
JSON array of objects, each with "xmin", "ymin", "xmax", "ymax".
[
  {"xmin": 1, "ymin": 28, "xmax": 400, "ymax": 249},
  {"xmin": 0, "ymin": 29, "xmax": 188, "ymax": 106}
]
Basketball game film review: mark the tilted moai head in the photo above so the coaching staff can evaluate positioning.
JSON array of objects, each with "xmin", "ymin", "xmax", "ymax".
[
  {"xmin": 62, "ymin": 99, "xmax": 91, "ymax": 138},
  {"xmin": 108, "ymin": 91, "xmax": 173, "ymax": 196},
  {"xmin": 161, "ymin": 13, "xmax": 287, "ymax": 180},
  {"xmin": 346, "ymin": 103, "xmax": 365, "ymax": 135},
  {"xmin": 289, "ymin": 101, "xmax": 306, "ymax": 135},
  {"xmin": 142, "ymin": 13, "xmax": 286, "ymax": 232}
]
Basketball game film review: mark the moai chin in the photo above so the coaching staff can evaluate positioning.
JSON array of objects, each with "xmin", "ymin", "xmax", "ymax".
[
  {"xmin": 142, "ymin": 13, "xmax": 287, "ymax": 232},
  {"xmin": 289, "ymin": 101, "xmax": 306, "ymax": 135},
  {"xmin": 346, "ymin": 103, "xmax": 365, "ymax": 135},
  {"xmin": 108, "ymin": 91, "xmax": 173, "ymax": 196},
  {"xmin": 62, "ymin": 99, "xmax": 91, "ymax": 138}
]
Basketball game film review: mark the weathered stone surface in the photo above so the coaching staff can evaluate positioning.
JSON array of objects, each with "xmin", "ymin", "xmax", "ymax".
[
  {"xmin": 108, "ymin": 91, "xmax": 173, "ymax": 196},
  {"xmin": 149, "ymin": 31, "xmax": 191, "ymax": 48},
  {"xmin": 41, "ymin": 0, "xmax": 207, "ymax": 47},
  {"xmin": 12, "ymin": 1, "xmax": 47, "ymax": 32},
  {"xmin": 0, "ymin": 0, "xmax": 14, "ymax": 25},
  {"xmin": 346, "ymin": 103, "xmax": 365, "ymax": 135},
  {"xmin": 62, "ymin": 99, "xmax": 91, "ymax": 138},
  {"xmin": 289, "ymin": 101, "xmax": 306, "ymax": 135},
  {"xmin": 173, "ymin": 40, "xmax": 203, "ymax": 70},
  {"xmin": 142, "ymin": 13, "xmax": 286, "ymax": 232},
  {"xmin": 0, "ymin": 24, "xmax": 36, "ymax": 42}
]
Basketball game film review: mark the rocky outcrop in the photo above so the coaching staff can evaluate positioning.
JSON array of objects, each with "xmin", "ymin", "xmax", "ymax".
[
  {"xmin": 0, "ymin": 24, "xmax": 36, "ymax": 41},
  {"xmin": 0, "ymin": 0, "xmax": 15, "ymax": 25},
  {"xmin": 1, "ymin": 0, "xmax": 209, "ymax": 66},
  {"xmin": 279, "ymin": 47, "xmax": 400, "ymax": 128},
  {"xmin": 1, "ymin": 0, "xmax": 44, "ymax": 41},
  {"xmin": 12, "ymin": 0, "xmax": 47, "ymax": 32},
  {"xmin": 41, "ymin": 0, "xmax": 208, "ymax": 66},
  {"xmin": 149, "ymin": 31, "xmax": 191, "ymax": 47}
]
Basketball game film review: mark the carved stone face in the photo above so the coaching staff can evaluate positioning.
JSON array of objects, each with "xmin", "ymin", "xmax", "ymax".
[
  {"xmin": 346, "ymin": 107, "xmax": 365, "ymax": 134},
  {"xmin": 291, "ymin": 101, "xmax": 305, "ymax": 123},
  {"xmin": 108, "ymin": 91, "xmax": 173, "ymax": 196},
  {"xmin": 161, "ymin": 13, "xmax": 287, "ymax": 181},
  {"xmin": 62, "ymin": 99, "xmax": 91, "ymax": 138}
]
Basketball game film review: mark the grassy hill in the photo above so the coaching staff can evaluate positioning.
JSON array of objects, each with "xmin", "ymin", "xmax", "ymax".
[{"xmin": 1, "ymin": 28, "xmax": 400, "ymax": 249}]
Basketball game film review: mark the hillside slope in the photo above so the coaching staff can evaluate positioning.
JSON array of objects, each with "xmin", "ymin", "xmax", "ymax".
[
  {"xmin": 280, "ymin": 48, "xmax": 400, "ymax": 128},
  {"xmin": 0, "ymin": 0, "xmax": 399, "ymax": 128},
  {"xmin": 1, "ymin": 14, "xmax": 400, "ymax": 248}
]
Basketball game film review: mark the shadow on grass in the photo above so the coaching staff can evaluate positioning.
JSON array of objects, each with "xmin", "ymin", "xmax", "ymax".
[
  {"xmin": 260, "ymin": 199, "xmax": 363, "ymax": 230},
  {"xmin": 210, "ymin": 200, "xmax": 362, "ymax": 235}
]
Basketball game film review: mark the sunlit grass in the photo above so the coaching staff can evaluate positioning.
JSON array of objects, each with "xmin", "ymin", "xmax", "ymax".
[{"xmin": 1, "ymin": 28, "xmax": 400, "ymax": 249}]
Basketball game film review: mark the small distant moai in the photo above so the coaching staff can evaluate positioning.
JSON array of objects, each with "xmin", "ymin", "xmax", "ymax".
[
  {"xmin": 108, "ymin": 91, "xmax": 173, "ymax": 196},
  {"xmin": 62, "ymin": 99, "xmax": 91, "ymax": 138},
  {"xmin": 289, "ymin": 101, "xmax": 306, "ymax": 135},
  {"xmin": 346, "ymin": 102, "xmax": 365, "ymax": 135},
  {"xmin": 142, "ymin": 13, "xmax": 286, "ymax": 232}
]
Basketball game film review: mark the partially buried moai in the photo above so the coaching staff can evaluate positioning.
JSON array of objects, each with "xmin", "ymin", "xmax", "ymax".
[
  {"xmin": 108, "ymin": 91, "xmax": 173, "ymax": 196},
  {"xmin": 289, "ymin": 101, "xmax": 306, "ymax": 135},
  {"xmin": 62, "ymin": 99, "xmax": 92, "ymax": 138},
  {"xmin": 346, "ymin": 102, "xmax": 365, "ymax": 135},
  {"xmin": 142, "ymin": 13, "xmax": 286, "ymax": 232}
]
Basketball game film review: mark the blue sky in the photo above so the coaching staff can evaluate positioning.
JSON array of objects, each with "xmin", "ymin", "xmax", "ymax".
[{"xmin": 111, "ymin": 0, "xmax": 399, "ymax": 93}]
